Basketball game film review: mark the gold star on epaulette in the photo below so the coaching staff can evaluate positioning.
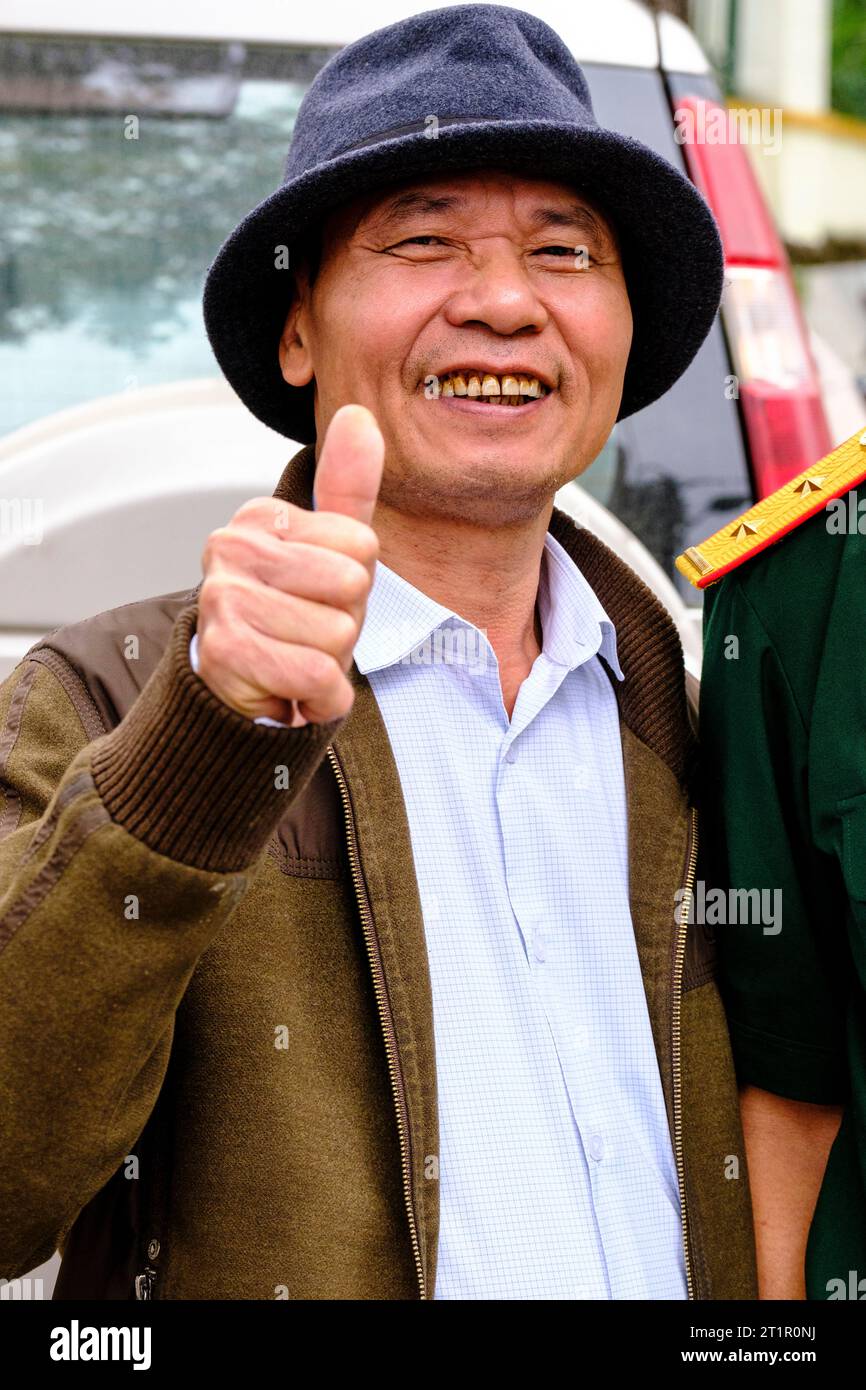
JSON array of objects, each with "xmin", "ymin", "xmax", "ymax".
[{"xmin": 675, "ymin": 425, "xmax": 866, "ymax": 589}]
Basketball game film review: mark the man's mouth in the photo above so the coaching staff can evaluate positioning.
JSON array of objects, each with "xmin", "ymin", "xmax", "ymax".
[{"xmin": 426, "ymin": 370, "xmax": 553, "ymax": 406}]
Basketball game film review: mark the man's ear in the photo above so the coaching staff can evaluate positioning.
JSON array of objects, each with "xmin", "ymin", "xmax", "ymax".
[{"xmin": 278, "ymin": 274, "xmax": 314, "ymax": 388}]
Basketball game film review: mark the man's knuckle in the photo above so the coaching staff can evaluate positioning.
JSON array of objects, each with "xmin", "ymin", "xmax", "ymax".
[
  {"xmin": 198, "ymin": 623, "xmax": 231, "ymax": 672},
  {"xmin": 304, "ymin": 647, "xmax": 338, "ymax": 689},
  {"xmin": 202, "ymin": 526, "xmax": 230, "ymax": 569},
  {"xmin": 356, "ymin": 526, "xmax": 380, "ymax": 566},
  {"xmin": 338, "ymin": 562, "xmax": 369, "ymax": 607},
  {"xmin": 332, "ymin": 608, "xmax": 359, "ymax": 652},
  {"xmin": 232, "ymin": 495, "xmax": 272, "ymax": 523},
  {"xmin": 334, "ymin": 681, "xmax": 355, "ymax": 718},
  {"xmin": 212, "ymin": 573, "xmax": 243, "ymax": 617}
]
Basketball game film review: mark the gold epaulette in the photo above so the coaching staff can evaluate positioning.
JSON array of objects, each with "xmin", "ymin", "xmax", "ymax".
[{"xmin": 675, "ymin": 425, "xmax": 866, "ymax": 589}]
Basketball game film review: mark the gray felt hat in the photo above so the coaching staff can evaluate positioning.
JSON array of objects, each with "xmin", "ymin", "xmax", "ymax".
[{"xmin": 202, "ymin": 3, "xmax": 725, "ymax": 443}]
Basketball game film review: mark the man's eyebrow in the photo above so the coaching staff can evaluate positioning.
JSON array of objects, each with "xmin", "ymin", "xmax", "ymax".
[
  {"xmin": 369, "ymin": 190, "xmax": 617, "ymax": 248},
  {"xmin": 371, "ymin": 191, "xmax": 465, "ymax": 229},
  {"xmin": 529, "ymin": 203, "xmax": 616, "ymax": 248}
]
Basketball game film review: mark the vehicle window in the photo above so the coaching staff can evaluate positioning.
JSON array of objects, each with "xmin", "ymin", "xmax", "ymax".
[{"xmin": 0, "ymin": 36, "xmax": 339, "ymax": 437}]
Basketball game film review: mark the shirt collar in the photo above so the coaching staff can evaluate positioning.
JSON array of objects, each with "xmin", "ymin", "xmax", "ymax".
[{"xmin": 354, "ymin": 529, "xmax": 624, "ymax": 683}]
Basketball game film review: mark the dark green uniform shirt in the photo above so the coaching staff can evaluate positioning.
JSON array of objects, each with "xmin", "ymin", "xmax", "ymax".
[{"xmin": 701, "ymin": 494, "xmax": 866, "ymax": 1301}]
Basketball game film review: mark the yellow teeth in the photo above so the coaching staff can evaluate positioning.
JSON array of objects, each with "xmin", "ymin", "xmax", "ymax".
[{"xmin": 435, "ymin": 370, "xmax": 547, "ymax": 402}]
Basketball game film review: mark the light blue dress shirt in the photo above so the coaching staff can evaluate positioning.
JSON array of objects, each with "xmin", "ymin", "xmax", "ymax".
[
  {"xmin": 191, "ymin": 529, "xmax": 687, "ymax": 1300},
  {"xmin": 353, "ymin": 530, "xmax": 687, "ymax": 1301}
]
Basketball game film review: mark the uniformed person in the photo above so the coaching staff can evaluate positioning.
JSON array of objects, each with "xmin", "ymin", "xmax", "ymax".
[{"xmin": 677, "ymin": 423, "xmax": 866, "ymax": 1301}]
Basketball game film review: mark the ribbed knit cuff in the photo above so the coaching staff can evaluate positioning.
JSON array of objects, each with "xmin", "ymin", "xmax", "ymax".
[{"xmin": 90, "ymin": 603, "xmax": 349, "ymax": 872}]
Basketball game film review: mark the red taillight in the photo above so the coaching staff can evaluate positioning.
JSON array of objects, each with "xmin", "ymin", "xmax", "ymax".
[{"xmin": 673, "ymin": 94, "xmax": 832, "ymax": 496}]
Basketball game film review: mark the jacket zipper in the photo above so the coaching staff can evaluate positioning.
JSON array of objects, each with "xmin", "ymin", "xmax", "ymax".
[
  {"xmin": 327, "ymin": 745, "xmax": 427, "ymax": 1300},
  {"xmin": 672, "ymin": 804, "xmax": 698, "ymax": 1300}
]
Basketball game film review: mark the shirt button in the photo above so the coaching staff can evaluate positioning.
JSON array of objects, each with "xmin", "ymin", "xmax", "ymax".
[
  {"xmin": 588, "ymin": 1134, "xmax": 604, "ymax": 1162},
  {"xmin": 532, "ymin": 930, "xmax": 546, "ymax": 962},
  {"xmin": 505, "ymin": 746, "xmax": 517, "ymax": 763}
]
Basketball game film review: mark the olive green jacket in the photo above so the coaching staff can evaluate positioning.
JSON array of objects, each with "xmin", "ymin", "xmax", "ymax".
[
  {"xmin": 0, "ymin": 443, "xmax": 757, "ymax": 1300},
  {"xmin": 701, "ymin": 491, "xmax": 866, "ymax": 1299}
]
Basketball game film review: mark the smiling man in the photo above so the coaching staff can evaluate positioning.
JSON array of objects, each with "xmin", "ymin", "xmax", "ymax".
[
  {"xmin": 0, "ymin": 6, "xmax": 756, "ymax": 1300},
  {"xmin": 276, "ymin": 170, "xmax": 632, "ymax": 720}
]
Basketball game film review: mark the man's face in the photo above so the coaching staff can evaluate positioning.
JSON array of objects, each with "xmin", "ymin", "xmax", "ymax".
[{"xmin": 280, "ymin": 167, "xmax": 632, "ymax": 527}]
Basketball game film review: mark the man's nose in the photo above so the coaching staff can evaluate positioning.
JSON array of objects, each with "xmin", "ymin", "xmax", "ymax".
[{"xmin": 443, "ymin": 244, "xmax": 550, "ymax": 336}]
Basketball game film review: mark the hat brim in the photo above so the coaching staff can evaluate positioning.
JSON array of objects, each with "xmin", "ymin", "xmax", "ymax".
[{"xmin": 202, "ymin": 121, "xmax": 724, "ymax": 443}]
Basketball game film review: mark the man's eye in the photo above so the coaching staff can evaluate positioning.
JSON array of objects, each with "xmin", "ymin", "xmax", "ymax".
[
  {"xmin": 536, "ymin": 245, "xmax": 595, "ymax": 260},
  {"xmin": 390, "ymin": 238, "xmax": 595, "ymax": 259}
]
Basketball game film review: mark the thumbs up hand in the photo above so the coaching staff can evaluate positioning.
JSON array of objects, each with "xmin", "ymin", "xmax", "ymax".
[{"xmin": 197, "ymin": 405, "xmax": 385, "ymax": 726}]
